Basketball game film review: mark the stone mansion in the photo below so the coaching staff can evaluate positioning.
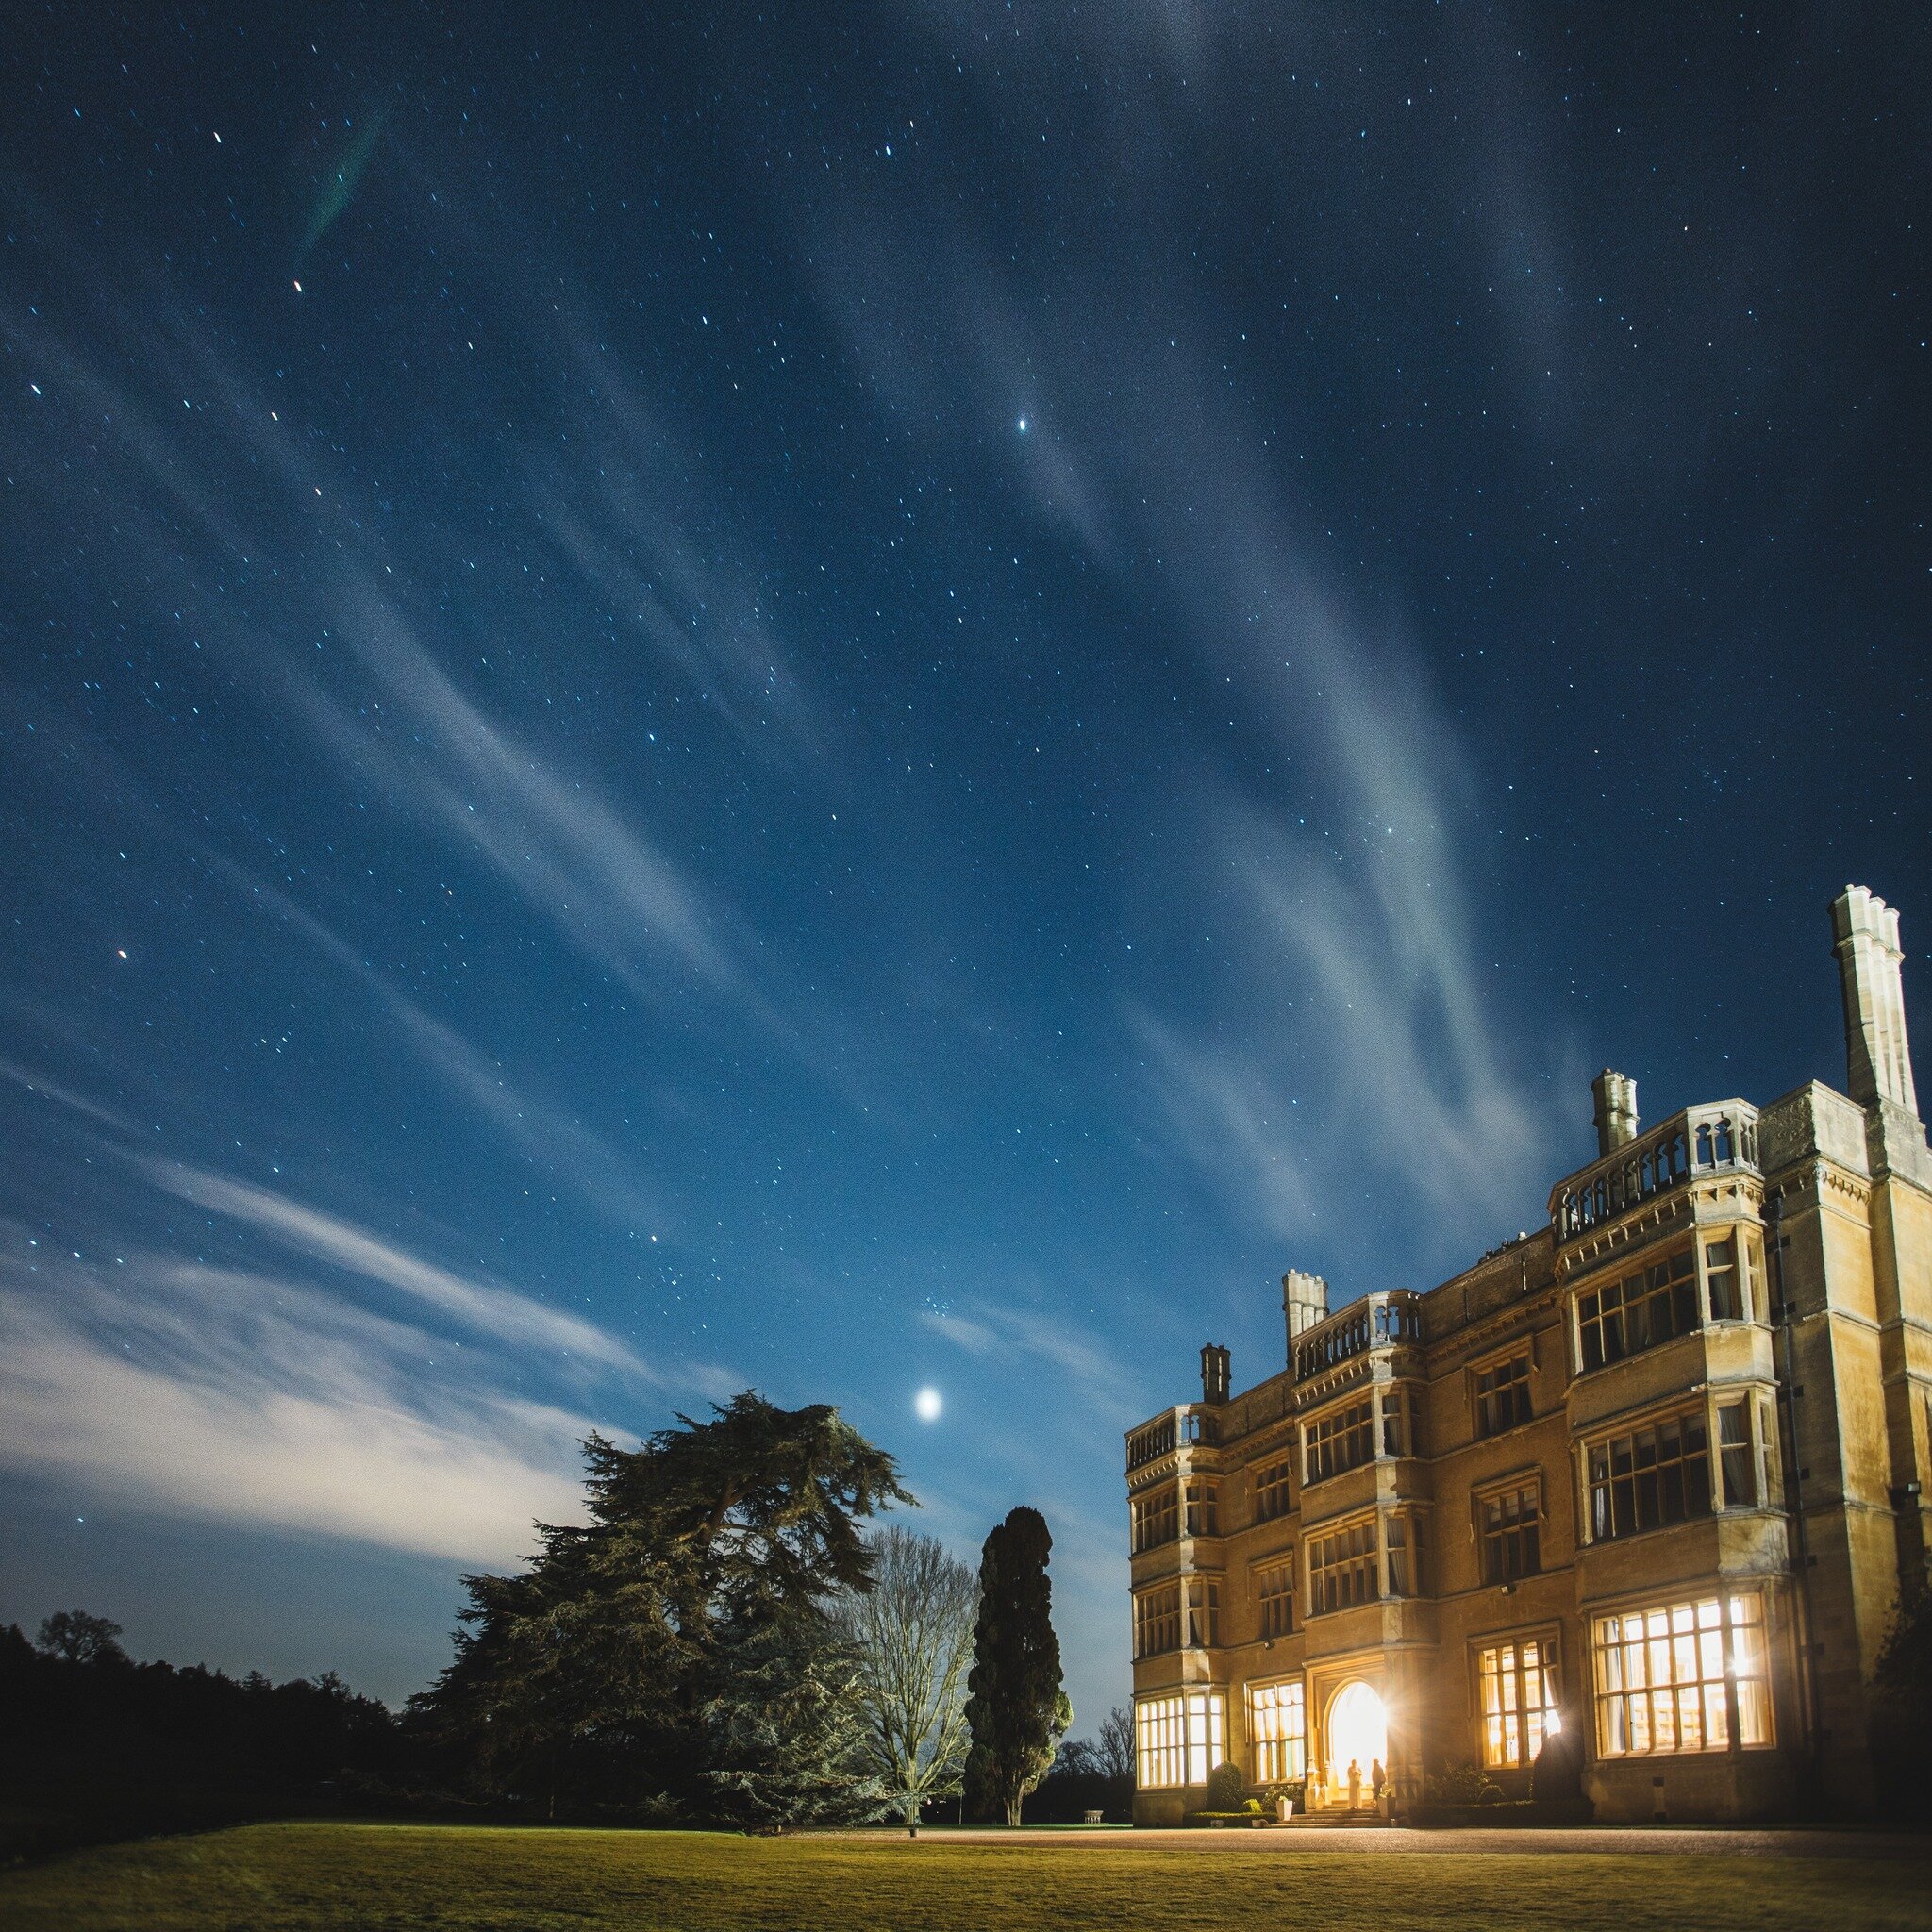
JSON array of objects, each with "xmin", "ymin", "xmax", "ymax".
[{"xmin": 1125, "ymin": 886, "xmax": 1932, "ymax": 1824}]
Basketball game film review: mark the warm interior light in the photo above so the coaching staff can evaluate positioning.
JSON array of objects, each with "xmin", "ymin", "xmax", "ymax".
[{"xmin": 1325, "ymin": 1679, "xmax": 1389, "ymax": 1779}]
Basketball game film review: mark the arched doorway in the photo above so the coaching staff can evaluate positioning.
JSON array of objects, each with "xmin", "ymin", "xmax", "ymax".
[{"xmin": 1325, "ymin": 1679, "xmax": 1388, "ymax": 1785}]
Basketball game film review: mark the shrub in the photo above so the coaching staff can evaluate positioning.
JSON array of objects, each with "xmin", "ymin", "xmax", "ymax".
[
  {"xmin": 1528, "ymin": 1725, "xmax": 1583, "ymax": 1803},
  {"xmin": 1203, "ymin": 1761, "xmax": 1246, "ymax": 1813},
  {"xmin": 1424, "ymin": 1761, "xmax": 1505, "ymax": 1807}
]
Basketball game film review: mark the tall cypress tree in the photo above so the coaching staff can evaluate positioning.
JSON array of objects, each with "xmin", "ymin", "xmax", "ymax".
[{"xmin": 961, "ymin": 1506, "xmax": 1071, "ymax": 1825}]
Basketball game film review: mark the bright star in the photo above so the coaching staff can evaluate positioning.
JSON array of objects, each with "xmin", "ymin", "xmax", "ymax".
[
  {"xmin": 914, "ymin": 1386, "xmax": 942, "ymax": 1422},
  {"xmin": 1016, "ymin": 416, "xmax": 1028, "ymax": 432}
]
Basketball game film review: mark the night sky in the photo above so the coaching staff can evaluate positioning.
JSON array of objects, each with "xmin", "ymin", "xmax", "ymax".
[{"xmin": 3, "ymin": 7, "xmax": 1927, "ymax": 1733}]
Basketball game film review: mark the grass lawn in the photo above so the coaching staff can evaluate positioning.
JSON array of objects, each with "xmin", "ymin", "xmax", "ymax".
[{"xmin": 3, "ymin": 1821, "xmax": 1930, "ymax": 1932}]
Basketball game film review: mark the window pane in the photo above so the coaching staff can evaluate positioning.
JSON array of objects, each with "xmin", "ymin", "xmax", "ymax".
[{"xmin": 1593, "ymin": 1590, "xmax": 1773, "ymax": 1757}]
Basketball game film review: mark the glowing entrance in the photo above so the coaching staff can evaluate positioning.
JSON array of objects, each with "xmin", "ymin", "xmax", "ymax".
[{"xmin": 1325, "ymin": 1680, "xmax": 1388, "ymax": 1779}]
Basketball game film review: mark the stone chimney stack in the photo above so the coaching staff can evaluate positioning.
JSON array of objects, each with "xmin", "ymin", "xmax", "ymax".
[
  {"xmin": 1591, "ymin": 1070, "xmax": 1640, "ymax": 1157},
  {"xmin": 1832, "ymin": 886, "xmax": 1919, "ymax": 1116},
  {"xmin": 1282, "ymin": 1270, "xmax": 1329, "ymax": 1360},
  {"xmin": 1200, "ymin": 1342, "xmax": 1231, "ymax": 1406}
]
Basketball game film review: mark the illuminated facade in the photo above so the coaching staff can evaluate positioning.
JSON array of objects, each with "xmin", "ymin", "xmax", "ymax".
[{"xmin": 1125, "ymin": 887, "xmax": 1932, "ymax": 1824}]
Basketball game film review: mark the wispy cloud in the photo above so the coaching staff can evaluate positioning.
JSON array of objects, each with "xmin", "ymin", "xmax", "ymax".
[
  {"xmin": 143, "ymin": 1159, "xmax": 652, "ymax": 1379},
  {"xmin": 283, "ymin": 579, "xmax": 756, "ymax": 1008},
  {"xmin": 207, "ymin": 858, "xmax": 666, "ymax": 1235},
  {"xmin": 0, "ymin": 1059, "xmax": 149, "ymax": 1141},
  {"xmin": 531, "ymin": 317, "xmax": 829, "ymax": 763},
  {"xmin": 920, "ymin": 1299, "xmax": 1141, "ymax": 1421},
  {"xmin": 0, "ymin": 1239, "xmax": 591, "ymax": 1563},
  {"xmin": 795, "ymin": 132, "xmax": 1553, "ymax": 1257},
  {"xmin": 3, "ymin": 214, "xmax": 812, "ymax": 1070}
]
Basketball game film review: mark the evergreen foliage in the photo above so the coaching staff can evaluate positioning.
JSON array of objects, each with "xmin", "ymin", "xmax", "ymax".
[
  {"xmin": 409, "ymin": 1391, "xmax": 910, "ymax": 1823},
  {"xmin": 960, "ymin": 1507, "xmax": 1070, "ymax": 1825},
  {"xmin": 1204, "ymin": 1759, "xmax": 1246, "ymax": 1812},
  {"xmin": 1871, "ymin": 1578, "xmax": 1932, "ymax": 1816},
  {"xmin": 0, "ymin": 1619, "xmax": 399, "ymax": 1861}
]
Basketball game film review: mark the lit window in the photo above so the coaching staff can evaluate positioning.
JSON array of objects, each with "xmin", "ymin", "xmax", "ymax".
[
  {"xmin": 1475, "ymin": 1354, "xmax": 1533, "ymax": 1437},
  {"xmin": 1577, "ymin": 1248, "xmax": 1698, "ymax": 1372},
  {"xmin": 1592, "ymin": 1591, "xmax": 1773, "ymax": 1757},
  {"xmin": 1308, "ymin": 1516, "xmax": 1379, "ymax": 1616},
  {"xmin": 1306, "ymin": 1400, "xmax": 1376, "ymax": 1484},
  {"xmin": 1247, "ymin": 1679, "xmax": 1307, "ymax": 1783},
  {"xmin": 1586, "ymin": 1412, "xmax": 1712, "ymax": 1541},
  {"xmin": 1257, "ymin": 1560, "xmax": 1294, "ymax": 1639},
  {"xmin": 1136, "ymin": 1690, "xmax": 1226, "ymax": 1789},
  {"xmin": 1254, "ymin": 1458, "xmax": 1293, "ymax": 1523},
  {"xmin": 1478, "ymin": 1637, "xmax": 1561, "ymax": 1768},
  {"xmin": 1479, "ymin": 1481, "xmax": 1541, "ymax": 1583}
]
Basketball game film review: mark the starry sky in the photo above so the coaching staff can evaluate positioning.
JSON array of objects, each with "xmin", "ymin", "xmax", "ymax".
[{"xmin": 2, "ymin": 7, "xmax": 1927, "ymax": 1732}]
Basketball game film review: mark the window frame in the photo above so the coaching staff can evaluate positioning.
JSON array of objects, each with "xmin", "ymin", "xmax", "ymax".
[
  {"xmin": 1475, "ymin": 1474, "xmax": 1543, "ymax": 1585},
  {"xmin": 1185, "ymin": 1478, "xmax": 1220, "ymax": 1539},
  {"xmin": 1591, "ymin": 1589, "xmax": 1774, "ymax": 1758},
  {"xmin": 1307, "ymin": 1511, "xmax": 1381, "ymax": 1617},
  {"xmin": 1131, "ymin": 1483, "xmax": 1180, "ymax": 1554},
  {"xmin": 1246, "ymin": 1677, "xmax": 1307, "ymax": 1785},
  {"xmin": 1134, "ymin": 1582, "xmax": 1182, "ymax": 1657},
  {"xmin": 1702, "ymin": 1233, "xmax": 1744, "ymax": 1324},
  {"xmin": 1256, "ymin": 1557, "xmax": 1295, "ymax": 1639},
  {"xmin": 1581, "ymin": 1405, "xmax": 1713, "ymax": 1544},
  {"xmin": 1474, "ymin": 1630, "xmax": 1563, "ymax": 1770},
  {"xmin": 1473, "ymin": 1349, "xmax": 1534, "ymax": 1439},
  {"xmin": 1253, "ymin": 1457, "xmax": 1294, "ymax": 1524},
  {"xmin": 1304, "ymin": 1397, "xmax": 1377, "ymax": 1486},
  {"xmin": 1575, "ymin": 1245, "xmax": 1699, "ymax": 1374},
  {"xmin": 1384, "ymin": 1508, "xmax": 1424, "ymax": 1597},
  {"xmin": 1185, "ymin": 1574, "xmax": 1222, "ymax": 1648},
  {"xmin": 1135, "ymin": 1689, "xmax": 1227, "ymax": 1789}
]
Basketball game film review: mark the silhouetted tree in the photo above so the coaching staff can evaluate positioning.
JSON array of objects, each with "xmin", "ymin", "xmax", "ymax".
[
  {"xmin": 411, "ymin": 1391, "xmax": 910, "ymax": 1822},
  {"xmin": 1097, "ymin": 1704, "xmax": 1135, "ymax": 1783},
  {"xmin": 35, "ymin": 1609, "xmax": 129, "ymax": 1668},
  {"xmin": 1872, "ymin": 1580, "xmax": 1932, "ymax": 1816},
  {"xmin": 0, "ymin": 1619, "xmax": 400, "ymax": 1860},
  {"xmin": 961, "ymin": 1506, "xmax": 1070, "ymax": 1825}
]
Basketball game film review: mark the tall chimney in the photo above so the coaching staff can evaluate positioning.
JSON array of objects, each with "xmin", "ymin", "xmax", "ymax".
[
  {"xmin": 1832, "ymin": 886, "xmax": 1919, "ymax": 1115},
  {"xmin": 1200, "ymin": 1342, "xmax": 1231, "ymax": 1406},
  {"xmin": 1591, "ymin": 1070, "xmax": 1640, "ymax": 1156},
  {"xmin": 1282, "ymin": 1271, "xmax": 1329, "ymax": 1360}
]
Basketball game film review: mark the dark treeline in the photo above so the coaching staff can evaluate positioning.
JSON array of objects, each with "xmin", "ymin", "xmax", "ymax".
[
  {"xmin": 0, "ymin": 1612, "xmax": 405, "ymax": 1861},
  {"xmin": 4, "ymin": 1395, "xmax": 1093, "ymax": 1862}
]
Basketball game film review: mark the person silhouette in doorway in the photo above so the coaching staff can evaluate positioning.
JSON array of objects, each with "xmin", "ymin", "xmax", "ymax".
[{"xmin": 1346, "ymin": 1757, "xmax": 1362, "ymax": 1809}]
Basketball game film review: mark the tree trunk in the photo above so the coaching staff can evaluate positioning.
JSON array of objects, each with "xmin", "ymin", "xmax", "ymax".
[{"xmin": 1005, "ymin": 1794, "xmax": 1022, "ymax": 1828}]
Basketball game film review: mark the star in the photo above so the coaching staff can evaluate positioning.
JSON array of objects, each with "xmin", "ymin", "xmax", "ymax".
[{"xmin": 913, "ymin": 1386, "xmax": 942, "ymax": 1422}]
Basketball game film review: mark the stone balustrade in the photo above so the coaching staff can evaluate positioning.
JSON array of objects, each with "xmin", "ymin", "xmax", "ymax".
[
  {"xmin": 1291, "ymin": 1290, "xmax": 1424, "ymax": 1383},
  {"xmin": 1124, "ymin": 1403, "xmax": 1214, "ymax": 1472},
  {"xmin": 1550, "ymin": 1100, "xmax": 1760, "ymax": 1240}
]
